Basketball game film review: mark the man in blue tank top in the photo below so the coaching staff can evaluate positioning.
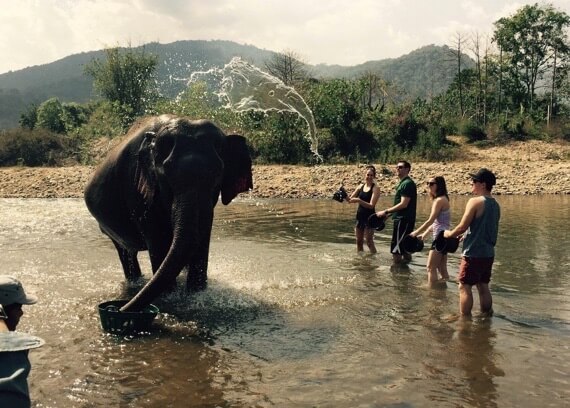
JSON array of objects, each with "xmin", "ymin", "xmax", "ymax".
[{"xmin": 444, "ymin": 169, "xmax": 500, "ymax": 316}]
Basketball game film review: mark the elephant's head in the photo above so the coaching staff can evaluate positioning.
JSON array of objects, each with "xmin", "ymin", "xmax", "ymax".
[{"xmin": 121, "ymin": 116, "xmax": 252, "ymax": 311}]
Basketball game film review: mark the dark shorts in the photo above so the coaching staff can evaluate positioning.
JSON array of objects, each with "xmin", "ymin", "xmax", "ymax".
[
  {"xmin": 459, "ymin": 257, "xmax": 494, "ymax": 285},
  {"xmin": 430, "ymin": 240, "xmax": 447, "ymax": 254},
  {"xmin": 355, "ymin": 219, "xmax": 368, "ymax": 230},
  {"xmin": 391, "ymin": 218, "xmax": 414, "ymax": 254},
  {"xmin": 355, "ymin": 209, "xmax": 374, "ymax": 230}
]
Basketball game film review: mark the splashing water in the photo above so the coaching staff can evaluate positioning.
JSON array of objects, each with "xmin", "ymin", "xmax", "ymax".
[{"xmin": 188, "ymin": 57, "xmax": 321, "ymax": 160}]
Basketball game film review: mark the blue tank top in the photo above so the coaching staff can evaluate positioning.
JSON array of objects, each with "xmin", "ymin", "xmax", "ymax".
[{"xmin": 462, "ymin": 197, "xmax": 500, "ymax": 258}]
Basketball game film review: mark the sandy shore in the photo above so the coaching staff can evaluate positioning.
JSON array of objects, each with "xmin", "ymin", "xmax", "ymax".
[{"xmin": 0, "ymin": 140, "xmax": 568, "ymax": 198}]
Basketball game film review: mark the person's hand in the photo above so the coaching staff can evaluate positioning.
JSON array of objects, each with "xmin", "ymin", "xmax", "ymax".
[
  {"xmin": 409, "ymin": 231, "xmax": 417, "ymax": 237},
  {"xmin": 348, "ymin": 197, "xmax": 359, "ymax": 204},
  {"xmin": 418, "ymin": 233, "xmax": 425, "ymax": 241},
  {"xmin": 443, "ymin": 230, "xmax": 452, "ymax": 238},
  {"xmin": 0, "ymin": 319, "xmax": 9, "ymax": 332},
  {"xmin": 376, "ymin": 210, "xmax": 386, "ymax": 218}
]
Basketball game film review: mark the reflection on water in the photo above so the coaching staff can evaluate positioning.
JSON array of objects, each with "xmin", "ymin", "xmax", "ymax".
[{"xmin": 0, "ymin": 196, "xmax": 569, "ymax": 407}]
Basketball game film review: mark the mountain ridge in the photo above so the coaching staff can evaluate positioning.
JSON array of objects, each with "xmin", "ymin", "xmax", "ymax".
[{"xmin": 0, "ymin": 40, "xmax": 473, "ymax": 129}]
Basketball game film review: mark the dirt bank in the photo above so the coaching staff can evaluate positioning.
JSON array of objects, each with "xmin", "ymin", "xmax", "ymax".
[{"xmin": 0, "ymin": 140, "xmax": 568, "ymax": 198}]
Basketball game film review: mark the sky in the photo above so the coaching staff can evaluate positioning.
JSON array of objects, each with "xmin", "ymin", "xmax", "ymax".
[{"xmin": 1, "ymin": 0, "xmax": 569, "ymax": 75}]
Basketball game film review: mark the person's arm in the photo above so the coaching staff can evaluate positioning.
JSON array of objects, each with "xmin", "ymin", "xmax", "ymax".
[
  {"xmin": 0, "ymin": 305, "xmax": 8, "ymax": 332},
  {"xmin": 376, "ymin": 195, "xmax": 410, "ymax": 217},
  {"xmin": 444, "ymin": 198, "xmax": 479, "ymax": 238},
  {"xmin": 420, "ymin": 224, "xmax": 433, "ymax": 240},
  {"xmin": 348, "ymin": 184, "xmax": 363, "ymax": 202},
  {"xmin": 411, "ymin": 198, "xmax": 443, "ymax": 238},
  {"xmin": 354, "ymin": 185, "xmax": 380, "ymax": 209}
]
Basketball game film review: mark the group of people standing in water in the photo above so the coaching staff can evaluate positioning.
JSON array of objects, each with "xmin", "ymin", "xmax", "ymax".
[{"xmin": 346, "ymin": 160, "xmax": 500, "ymax": 317}]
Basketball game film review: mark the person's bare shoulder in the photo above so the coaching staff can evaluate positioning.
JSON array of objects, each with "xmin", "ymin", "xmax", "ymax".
[{"xmin": 467, "ymin": 196, "xmax": 486, "ymax": 216}]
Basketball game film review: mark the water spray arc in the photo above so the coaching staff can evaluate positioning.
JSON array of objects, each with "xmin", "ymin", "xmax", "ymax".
[{"xmin": 188, "ymin": 57, "xmax": 321, "ymax": 161}]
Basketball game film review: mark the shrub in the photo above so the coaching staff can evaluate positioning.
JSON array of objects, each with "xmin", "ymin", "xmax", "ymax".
[
  {"xmin": 372, "ymin": 130, "xmax": 401, "ymax": 164},
  {"xmin": 68, "ymin": 101, "xmax": 127, "ymax": 164},
  {"xmin": 386, "ymin": 108, "xmax": 426, "ymax": 149},
  {"xmin": 501, "ymin": 116, "xmax": 527, "ymax": 140},
  {"xmin": 460, "ymin": 121, "xmax": 486, "ymax": 142},
  {"xmin": 412, "ymin": 128, "xmax": 458, "ymax": 161},
  {"xmin": 310, "ymin": 128, "xmax": 336, "ymax": 162},
  {"xmin": 246, "ymin": 117, "xmax": 311, "ymax": 164},
  {"xmin": 484, "ymin": 116, "xmax": 534, "ymax": 142},
  {"xmin": 0, "ymin": 128, "xmax": 70, "ymax": 166},
  {"xmin": 539, "ymin": 118, "xmax": 570, "ymax": 142}
]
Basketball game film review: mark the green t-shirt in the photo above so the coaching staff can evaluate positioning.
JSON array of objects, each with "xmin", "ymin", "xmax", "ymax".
[{"xmin": 393, "ymin": 176, "xmax": 417, "ymax": 223}]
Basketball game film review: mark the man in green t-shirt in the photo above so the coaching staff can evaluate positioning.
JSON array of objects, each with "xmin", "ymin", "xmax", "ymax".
[{"xmin": 375, "ymin": 160, "xmax": 417, "ymax": 263}]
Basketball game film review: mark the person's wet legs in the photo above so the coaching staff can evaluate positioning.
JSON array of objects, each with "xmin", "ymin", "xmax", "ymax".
[
  {"xmin": 355, "ymin": 227, "xmax": 364, "ymax": 252},
  {"xmin": 364, "ymin": 228, "xmax": 377, "ymax": 254},
  {"xmin": 438, "ymin": 254, "xmax": 449, "ymax": 280},
  {"xmin": 426, "ymin": 250, "xmax": 440, "ymax": 284},
  {"xmin": 476, "ymin": 282, "xmax": 493, "ymax": 316},
  {"xmin": 459, "ymin": 283, "xmax": 474, "ymax": 315}
]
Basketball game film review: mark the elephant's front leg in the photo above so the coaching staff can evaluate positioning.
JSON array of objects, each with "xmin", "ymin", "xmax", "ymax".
[
  {"xmin": 112, "ymin": 240, "xmax": 142, "ymax": 280},
  {"xmin": 145, "ymin": 224, "xmax": 176, "ymax": 289},
  {"xmin": 186, "ymin": 229, "xmax": 211, "ymax": 292}
]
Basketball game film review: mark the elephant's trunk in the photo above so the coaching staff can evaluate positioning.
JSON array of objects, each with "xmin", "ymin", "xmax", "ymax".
[{"xmin": 120, "ymin": 195, "xmax": 211, "ymax": 312}]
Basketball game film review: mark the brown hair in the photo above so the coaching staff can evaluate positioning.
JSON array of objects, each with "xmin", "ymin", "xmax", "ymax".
[{"xmin": 430, "ymin": 176, "xmax": 449, "ymax": 199}]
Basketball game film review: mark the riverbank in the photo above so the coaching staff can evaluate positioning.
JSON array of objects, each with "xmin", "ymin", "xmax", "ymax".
[{"xmin": 0, "ymin": 139, "xmax": 568, "ymax": 198}]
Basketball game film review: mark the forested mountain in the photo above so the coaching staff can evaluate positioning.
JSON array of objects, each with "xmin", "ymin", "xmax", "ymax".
[
  {"xmin": 0, "ymin": 40, "xmax": 473, "ymax": 129},
  {"xmin": 312, "ymin": 44, "xmax": 473, "ymax": 97}
]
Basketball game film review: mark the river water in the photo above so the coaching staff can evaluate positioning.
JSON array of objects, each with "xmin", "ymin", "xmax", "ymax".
[{"xmin": 1, "ymin": 195, "xmax": 569, "ymax": 408}]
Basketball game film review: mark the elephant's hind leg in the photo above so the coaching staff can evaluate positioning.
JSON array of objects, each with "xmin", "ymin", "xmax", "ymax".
[{"xmin": 112, "ymin": 240, "xmax": 142, "ymax": 280}]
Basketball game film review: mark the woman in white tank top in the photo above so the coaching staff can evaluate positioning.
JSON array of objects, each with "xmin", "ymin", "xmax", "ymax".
[{"xmin": 410, "ymin": 176, "xmax": 451, "ymax": 287}]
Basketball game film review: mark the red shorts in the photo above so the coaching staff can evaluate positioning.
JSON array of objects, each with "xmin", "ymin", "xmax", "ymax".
[{"xmin": 458, "ymin": 257, "xmax": 494, "ymax": 285}]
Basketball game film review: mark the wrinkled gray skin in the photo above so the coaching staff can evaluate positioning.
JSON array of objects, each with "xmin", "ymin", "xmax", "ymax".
[{"xmin": 84, "ymin": 115, "xmax": 253, "ymax": 311}]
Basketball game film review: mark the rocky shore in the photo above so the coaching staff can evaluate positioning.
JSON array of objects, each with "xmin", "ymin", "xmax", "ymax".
[{"xmin": 0, "ymin": 140, "xmax": 568, "ymax": 198}]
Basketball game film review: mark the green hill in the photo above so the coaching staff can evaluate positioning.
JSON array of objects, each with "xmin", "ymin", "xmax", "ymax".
[
  {"xmin": 312, "ymin": 44, "xmax": 474, "ymax": 98},
  {"xmin": 0, "ymin": 40, "xmax": 473, "ymax": 129}
]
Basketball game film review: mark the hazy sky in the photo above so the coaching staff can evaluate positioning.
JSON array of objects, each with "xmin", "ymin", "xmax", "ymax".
[{"xmin": 1, "ymin": 0, "xmax": 569, "ymax": 74}]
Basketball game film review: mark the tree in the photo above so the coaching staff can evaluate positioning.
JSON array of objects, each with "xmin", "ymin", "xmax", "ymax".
[
  {"xmin": 31, "ymin": 99, "xmax": 92, "ymax": 134},
  {"xmin": 36, "ymin": 98, "xmax": 65, "ymax": 133},
  {"xmin": 19, "ymin": 103, "xmax": 38, "ymax": 130},
  {"xmin": 357, "ymin": 71, "xmax": 391, "ymax": 111},
  {"xmin": 61, "ymin": 102, "xmax": 91, "ymax": 133},
  {"xmin": 84, "ymin": 45, "xmax": 158, "ymax": 124},
  {"xmin": 447, "ymin": 32, "xmax": 470, "ymax": 117},
  {"xmin": 264, "ymin": 49, "xmax": 308, "ymax": 86},
  {"xmin": 493, "ymin": 3, "xmax": 570, "ymax": 114},
  {"xmin": 305, "ymin": 78, "xmax": 377, "ymax": 160}
]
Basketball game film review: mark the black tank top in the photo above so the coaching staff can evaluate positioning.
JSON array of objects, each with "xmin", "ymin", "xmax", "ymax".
[
  {"xmin": 356, "ymin": 183, "xmax": 375, "ymax": 220},
  {"xmin": 358, "ymin": 184, "xmax": 374, "ymax": 204}
]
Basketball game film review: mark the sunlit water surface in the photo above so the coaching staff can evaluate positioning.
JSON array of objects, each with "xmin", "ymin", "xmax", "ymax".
[{"xmin": 1, "ymin": 195, "xmax": 569, "ymax": 408}]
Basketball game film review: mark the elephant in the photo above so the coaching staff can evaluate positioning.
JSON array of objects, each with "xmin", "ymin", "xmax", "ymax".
[{"xmin": 84, "ymin": 114, "xmax": 253, "ymax": 312}]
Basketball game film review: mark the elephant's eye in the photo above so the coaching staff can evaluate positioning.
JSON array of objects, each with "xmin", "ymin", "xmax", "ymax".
[{"xmin": 154, "ymin": 136, "xmax": 175, "ymax": 162}]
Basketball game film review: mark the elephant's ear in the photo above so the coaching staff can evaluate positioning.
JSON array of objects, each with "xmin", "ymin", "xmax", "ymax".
[
  {"xmin": 135, "ymin": 132, "xmax": 157, "ymax": 204},
  {"xmin": 221, "ymin": 134, "xmax": 253, "ymax": 205}
]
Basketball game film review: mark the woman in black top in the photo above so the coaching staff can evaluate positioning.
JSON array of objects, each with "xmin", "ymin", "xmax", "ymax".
[{"xmin": 348, "ymin": 165, "xmax": 381, "ymax": 253}]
